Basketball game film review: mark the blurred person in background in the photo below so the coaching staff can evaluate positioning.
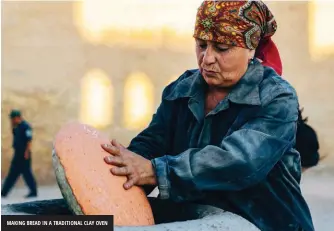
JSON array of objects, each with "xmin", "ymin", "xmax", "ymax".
[{"xmin": 1, "ymin": 109, "xmax": 38, "ymax": 198}]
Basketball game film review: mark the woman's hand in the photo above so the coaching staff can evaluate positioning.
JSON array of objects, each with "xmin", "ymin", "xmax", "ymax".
[{"xmin": 101, "ymin": 139, "xmax": 157, "ymax": 190}]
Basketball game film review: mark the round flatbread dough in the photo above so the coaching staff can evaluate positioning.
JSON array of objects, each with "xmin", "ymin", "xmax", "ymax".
[{"xmin": 52, "ymin": 122, "xmax": 155, "ymax": 226}]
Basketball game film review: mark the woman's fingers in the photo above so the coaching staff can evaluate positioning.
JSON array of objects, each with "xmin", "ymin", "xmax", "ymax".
[
  {"xmin": 104, "ymin": 156, "xmax": 124, "ymax": 166},
  {"xmin": 124, "ymin": 177, "xmax": 137, "ymax": 190},
  {"xmin": 111, "ymin": 139, "xmax": 122, "ymax": 149},
  {"xmin": 102, "ymin": 140, "xmax": 146, "ymax": 190},
  {"xmin": 110, "ymin": 166, "xmax": 131, "ymax": 176},
  {"xmin": 101, "ymin": 143, "xmax": 120, "ymax": 155}
]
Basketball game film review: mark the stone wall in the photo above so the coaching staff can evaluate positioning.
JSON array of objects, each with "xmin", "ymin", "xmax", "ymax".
[{"xmin": 1, "ymin": 1, "xmax": 333, "ymax": 185}]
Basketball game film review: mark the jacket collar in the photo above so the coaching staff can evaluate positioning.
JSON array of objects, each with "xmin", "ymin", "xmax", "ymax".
[{"xmin": 165, "ymin": 59, "xmax": 264, "ymax": 106}]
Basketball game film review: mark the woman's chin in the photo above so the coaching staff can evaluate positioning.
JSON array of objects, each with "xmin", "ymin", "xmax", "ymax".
[{"xmin": 204, "ymin": 77, "xmax": 235, "ymax": 89}]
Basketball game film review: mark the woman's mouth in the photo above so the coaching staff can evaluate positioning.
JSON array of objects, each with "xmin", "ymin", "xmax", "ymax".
[{"xmin": 203, "ymin": 69, "xmax": 217, "ymax": 76}]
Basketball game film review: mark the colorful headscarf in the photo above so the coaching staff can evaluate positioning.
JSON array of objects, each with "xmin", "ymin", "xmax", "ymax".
[{"xmin": 193, "ymin": 0, "xmax": 282, "ymax": 75}]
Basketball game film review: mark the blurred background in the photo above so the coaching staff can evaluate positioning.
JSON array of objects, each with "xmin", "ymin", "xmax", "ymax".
[{"xmin": 1, "ymin": 0, "xmax": 334, "ymax": 228}]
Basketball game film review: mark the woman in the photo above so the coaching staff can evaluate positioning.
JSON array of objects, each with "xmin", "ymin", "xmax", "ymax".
[{"xmin": 102, "ymin": 1, "xmax": 314, "ymax": 230}]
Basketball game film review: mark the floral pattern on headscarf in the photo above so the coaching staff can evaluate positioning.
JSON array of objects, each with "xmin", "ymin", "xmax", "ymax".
[{"xmin": 193, "ymin": 1, "xmax": 277, "ymax": 50}]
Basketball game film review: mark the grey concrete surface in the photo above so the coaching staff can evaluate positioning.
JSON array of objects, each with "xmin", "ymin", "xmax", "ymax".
[{"xmin": 299, "ymin": 163, "xmax": 334, "ymax": 231}]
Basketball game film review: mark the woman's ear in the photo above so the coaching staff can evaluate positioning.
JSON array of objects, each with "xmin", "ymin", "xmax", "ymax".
[{"xmin": 249, "ymin": 49, "xmax": 256, "ymax": 60}]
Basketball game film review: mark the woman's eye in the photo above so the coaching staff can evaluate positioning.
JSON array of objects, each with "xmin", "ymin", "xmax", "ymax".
[
  {"xmin": 198, "ymin": 44, "xmax": 207, "ymax": 49},
  {"xmin": 216, "ymin": 47, "xmax": 229, "ymax": 52}
]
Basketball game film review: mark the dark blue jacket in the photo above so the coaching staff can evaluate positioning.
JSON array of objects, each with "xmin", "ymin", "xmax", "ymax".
[{"xmin": 128, "ymin": 61, "xmax": 314, "ymax": 231}]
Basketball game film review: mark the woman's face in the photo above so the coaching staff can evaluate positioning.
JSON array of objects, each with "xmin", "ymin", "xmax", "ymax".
[{"xmin": 195, "ymin": 39, "xmax": 255, "ymax": 88}]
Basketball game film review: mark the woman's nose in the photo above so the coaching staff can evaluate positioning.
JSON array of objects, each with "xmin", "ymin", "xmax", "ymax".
[{"xmin": 203, "ymin": 46, "xmax": 216, "ymax": 65}]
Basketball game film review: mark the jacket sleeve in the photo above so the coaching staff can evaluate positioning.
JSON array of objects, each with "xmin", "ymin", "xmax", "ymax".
[
  {"xmin": 24, "ymin": 125, "xmax": 33, "ymax": 142},
  {"xmin": 151, "ymin": 91, "xmax": 299, "ymax": 201}
]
